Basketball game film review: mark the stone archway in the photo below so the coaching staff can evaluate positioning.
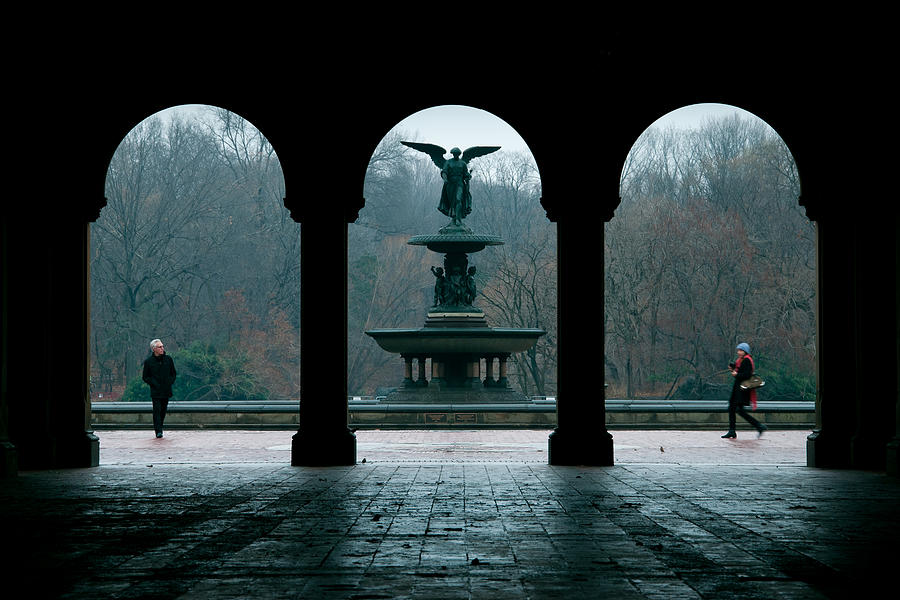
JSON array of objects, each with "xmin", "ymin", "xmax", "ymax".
[
  {"xmin": 90, "ymin": 104, "xmax": 296, "ymax": 451},
  {"xmin": 607, "ymin": 103, "xmax": 814, "ymax": 430},
  {"xmin": 3, "ymin": 54, "xmax": 896, "ymax": 476}
]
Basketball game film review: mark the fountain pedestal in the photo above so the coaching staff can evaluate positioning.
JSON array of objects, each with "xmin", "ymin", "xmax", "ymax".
[{"xmin": 366, "ymin": 224, "xmax": 545, "ymax": 404}]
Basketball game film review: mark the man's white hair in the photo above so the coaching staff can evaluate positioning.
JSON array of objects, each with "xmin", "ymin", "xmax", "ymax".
[{"xmin": 150, "ymin": 338, "xmax": 163, "ymax": 350}]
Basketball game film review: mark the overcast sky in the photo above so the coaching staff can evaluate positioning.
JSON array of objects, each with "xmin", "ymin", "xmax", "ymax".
[
  {"xmin": 389, "ymin": 105, "xmax": 532, "ymax": 154},
  {"xmin": 649, "ymin": 103, "xmax": 762, "ymax": 130},
  {"xmin": 388, "ymin": 103, "xmax": 765, "ymax": 157}
]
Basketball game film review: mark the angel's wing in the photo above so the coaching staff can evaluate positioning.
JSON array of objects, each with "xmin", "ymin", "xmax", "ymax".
[
  {"xmin": 400, "ymin": 141, "xmax": 447, "ymax": 169},
  {"xmin": 462, "ymin": 146, "xmax": 501, "ymax": 162}
]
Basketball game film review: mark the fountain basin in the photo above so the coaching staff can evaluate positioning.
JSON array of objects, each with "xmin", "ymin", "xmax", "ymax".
[{"xmin": 407, "ymin": 231, "xmax": 503, "ymax": 254}]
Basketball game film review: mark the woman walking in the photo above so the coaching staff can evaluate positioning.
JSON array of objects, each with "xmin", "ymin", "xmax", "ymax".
[{"xmin": 722, "ymin": 342, "xmax": 767, "ymax": 439}]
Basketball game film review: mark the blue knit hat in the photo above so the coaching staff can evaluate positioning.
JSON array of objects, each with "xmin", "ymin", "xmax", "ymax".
[{"xmin": 736, "ymin": 342, "xmax": 751, "ymax": 354}]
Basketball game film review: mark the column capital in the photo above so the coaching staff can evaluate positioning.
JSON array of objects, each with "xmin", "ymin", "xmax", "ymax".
[
  {"xmin": 283, "ymin": 195, "xmax": 365, "ymax": 224},
  {"xmin": 542, "ymin": 195, "xmax": 619, "ymax": 224}
]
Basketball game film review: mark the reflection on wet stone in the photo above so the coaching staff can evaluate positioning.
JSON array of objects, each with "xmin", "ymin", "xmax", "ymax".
[{"xmin": 2, "ymin": 444, "xmax": 898, "ymax": 598}]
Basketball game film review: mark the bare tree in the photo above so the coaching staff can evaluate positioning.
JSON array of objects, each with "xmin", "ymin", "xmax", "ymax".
[
  {"xmin": 94, "ymin": 115, "xmax": 232, "ymax": 383},
  {"xmin": 92, "ymin": 109, "xmax": 297, "ymax": 399},
  {"xmin": 607, "ymin": 114, "xmax": 813, "ymax": 400}
]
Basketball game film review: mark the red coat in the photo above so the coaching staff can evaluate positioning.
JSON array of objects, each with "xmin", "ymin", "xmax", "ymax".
[{"xmin": 731, "ymin": 354, "xmax": 758, "ymax": 408}]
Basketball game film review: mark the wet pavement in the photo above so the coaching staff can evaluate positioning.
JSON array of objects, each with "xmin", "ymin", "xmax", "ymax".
[
  {"xmin": 94, "ymin": 429, "xmax": 808, "ymax": 466},
  {"xmin": 2, "ymin": 429, "xmax": 898, "ymax": 598}
]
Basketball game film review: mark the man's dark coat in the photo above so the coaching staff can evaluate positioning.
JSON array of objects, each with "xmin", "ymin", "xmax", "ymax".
[{"xmin": 142, "ymin": 353, "xmax": 177, "ymax": 399}]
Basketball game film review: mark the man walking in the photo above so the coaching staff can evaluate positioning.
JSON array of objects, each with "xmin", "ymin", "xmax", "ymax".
[{"xmin": 142, "ymin": 338, "xmax": 176, "ymax": 438}]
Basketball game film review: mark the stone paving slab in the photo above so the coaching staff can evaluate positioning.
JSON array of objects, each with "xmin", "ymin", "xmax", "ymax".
[
  {"xmin": 2, "ymin": 430, "xmax": 897, "ymax": 599},
  {"xmin": 94, "ymin": 429, "xmax": 808, "ymax": 466}
]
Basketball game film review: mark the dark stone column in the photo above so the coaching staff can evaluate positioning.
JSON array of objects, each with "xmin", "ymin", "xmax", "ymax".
[
  {"xmin": 0, "ymin": 215, "xmax": 16, "ymax": 476},
  {"xmin": 66, "ymin": 221, "xmax": 100, "ymax": 468},
  {"xmin": 461, "ymin": 355, "xmax": 480, "ymax": 388},
  {"xmin": 291, "ymin": 199, "xmax": 356, "ymax": 466},
  {"xmin": 431, "ymin": 358, "xmax": 445, "ymax": 387},
  {"xmin": 483, "ymin": 356, "xmax": 495, "ymax": 387},
  {"xmin": 548, "ymin": 212, "xmax": 613, "ymax": 465},
  {"xmin": 7, "ymin": 212, "xmax": 100, "ymax": 470},
  {"xmin": 807, "ymin": 216, "xmax": 855, "ymax": 468},
  {"xmin": 497, "ymin": 354, "xmax": 510, "ymax": 388},
  {"xmin": 417, "ymin": 355, "xmax": 428, "ymax": 387},
  {"xmin": 849, "ymin": 216, "xmax": 898, "ymax": 470},
  {"xmin": 887, "ymin": 211, "xmax": 900, "ymax": 477},
  {"xmin": 401, "ymin": 355, "xmax": 415, "ymax": 388}
]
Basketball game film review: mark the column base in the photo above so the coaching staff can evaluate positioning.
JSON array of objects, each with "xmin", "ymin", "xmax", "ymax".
[
  {"xmin": 14, "ymin": 432, "xmax": 99, "ymax": 469},
  {"xmin": 887, "ymin": 437, "xmax": 899, "ymax": 477},
  {"xmin": 58, "ymin": 432, "xmax": 100, "ymax": 468},
  {"xmin": 548, "ymin": 428, "xmax": 614, "ymax": 466},
  {"xmin": 291, "ymin": 428, "xmax": 357, "ymax": 466},
  {"xmin": 806, "ymin": 429, "xmax": 852, "ymax": 468},
  {"xmin": 0, "ymin": 441, "xmax": 17, "ymax": 477}
]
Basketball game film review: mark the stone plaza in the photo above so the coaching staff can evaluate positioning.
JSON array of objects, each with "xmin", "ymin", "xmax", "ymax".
[{"xmin": 2, "ymin": 429, "xmax": 897, "ymax": 598}]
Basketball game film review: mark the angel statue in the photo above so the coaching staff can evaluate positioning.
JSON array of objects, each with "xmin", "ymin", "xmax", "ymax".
[{"xmin": 401, "ymin": 141, "xmax": 500, "ymax": 227}]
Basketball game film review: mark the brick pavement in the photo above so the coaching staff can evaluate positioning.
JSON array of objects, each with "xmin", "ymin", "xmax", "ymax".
[
  {"xmin": 94, "ymin": 429, "xmax": 808, "ymax": 466},
  {"xmin": 2, "ymin": 429, "xmax": 897, "ymax": 599}
]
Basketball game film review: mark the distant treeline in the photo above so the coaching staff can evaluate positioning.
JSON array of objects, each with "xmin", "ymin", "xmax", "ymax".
[
  {"xmin": 607, "ymin": 115, "xmax": 815, "ymax": 400},
  {"xmin": 92, "ymin": 108, "xmax": 299, "ymax": 400},
  {"xmin": 92, "ymin": 108, "xmax": 814, "ymax": 403}
]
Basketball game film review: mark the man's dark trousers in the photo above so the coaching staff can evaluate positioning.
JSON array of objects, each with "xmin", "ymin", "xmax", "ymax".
[{"xmin": 152, "ymin": 397, "xmax": 169, "ymax": 436}]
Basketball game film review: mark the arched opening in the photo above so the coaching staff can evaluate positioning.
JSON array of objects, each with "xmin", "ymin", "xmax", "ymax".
[
  {"xmin": 349, "ymin": 104, "xmax": 555, "ymax": 453},
  {"xmin": 607, "ymin": 103, "xmax": 814, "ymax": 451},
  {"xmin": 91, "ymin": 104, "xmax": 296, "ymax": 439}
]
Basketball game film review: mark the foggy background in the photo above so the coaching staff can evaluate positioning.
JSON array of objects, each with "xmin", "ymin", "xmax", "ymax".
[{"xmin": 90, "ymin": 104, "xmax": 813, "ymax": 403}]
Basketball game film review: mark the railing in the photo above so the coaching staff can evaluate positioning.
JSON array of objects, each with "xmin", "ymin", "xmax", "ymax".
[{"xmin": 91, "ymin": 398, "xmax": 815, "ymax": 430}]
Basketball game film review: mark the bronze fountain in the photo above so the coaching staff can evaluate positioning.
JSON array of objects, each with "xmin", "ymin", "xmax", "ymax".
[{"xmin": 366, "ymin": 142, "xmax": 545, "ymax": 402}]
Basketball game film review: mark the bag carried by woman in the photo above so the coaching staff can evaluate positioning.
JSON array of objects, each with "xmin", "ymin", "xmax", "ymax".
[{"xmin": 736, "ymin": 354, "xmax": 763, "ymax": 409}]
